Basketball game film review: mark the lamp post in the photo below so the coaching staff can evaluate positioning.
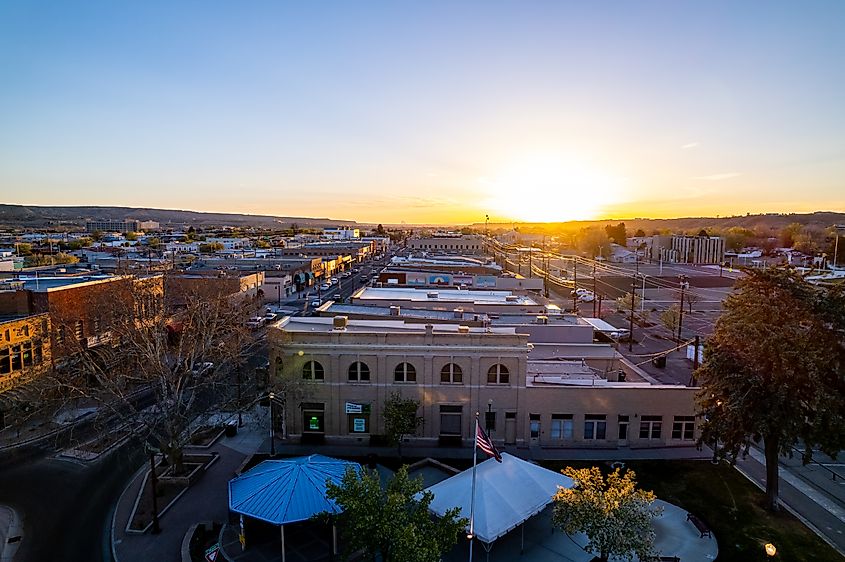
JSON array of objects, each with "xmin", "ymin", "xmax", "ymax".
[
  {"xmin": 677, "ymin": 274, "xmax": 689, "ymax": 343},
  {"xmin": 269, "ymin": 392, "xmax": 276, "ymax": 457},
  {"xmin": 711, "ymin": 400, "xmax": 722, "ymax": 465}
]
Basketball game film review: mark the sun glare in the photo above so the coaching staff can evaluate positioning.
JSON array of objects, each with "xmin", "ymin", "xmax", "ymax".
[{"xmin": 480, "ymin": 155, "xmax": 624, "ymax": 222}]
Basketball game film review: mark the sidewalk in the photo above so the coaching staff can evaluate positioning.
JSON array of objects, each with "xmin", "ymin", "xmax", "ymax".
[
  {"xmin": 734, "ymin": 445, "xmax": 845, "ymax": 557},
  {"xmin": 112, "ymin": 409, "xmax": 267, "ymax": 562}
]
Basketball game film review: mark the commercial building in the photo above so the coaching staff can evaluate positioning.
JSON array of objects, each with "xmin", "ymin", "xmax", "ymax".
[
  {"xmin": 165, "ymin": 271, "xmax": 263, "ymax": 307},
  {"xmin": 268, "ymin": 316, "xmax": 699, "ymax": 450},
  {"xmin": 350, "ymin": 286, "xmax": 546, "ymax": 315},
  {"xmin": 408, "ymin": 234, "xmax": 485, "ymax": 254},
  {"xmin": 323, "ymin": 227, "xmax": 360, "ymax": 240},
  {"xmin": 653, "ymin": 235, "xmax": 726, "ymax": 265},
  {"xmin": 85, "ymin": 219, "xmax": 158, "ymax": 233},
  {"xmin": 0, "ymin": 312, "xmax": 51, "ymax": 394}
]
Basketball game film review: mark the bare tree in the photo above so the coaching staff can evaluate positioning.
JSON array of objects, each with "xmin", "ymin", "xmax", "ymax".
[{"xmin": 54, "ymin": 276, "xmax": 258, "ymax": 474}]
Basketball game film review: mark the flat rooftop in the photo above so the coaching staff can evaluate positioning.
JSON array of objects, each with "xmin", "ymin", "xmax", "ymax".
[
  {"xmin": 355, "ymin": 287, "xmax": 539, "ymax": 306},
  {"xmin": 273, "ymin": 316, "xmax": 519, "ymax": 336},
  {"xmin": 14, "ymin": 275, "xmax": 115, "ymax": 291}
]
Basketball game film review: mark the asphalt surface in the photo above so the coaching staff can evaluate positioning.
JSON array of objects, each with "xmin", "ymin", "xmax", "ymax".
[{"xmin": 0, "ymin": 441, "xmax": 144, "ymax": 562}]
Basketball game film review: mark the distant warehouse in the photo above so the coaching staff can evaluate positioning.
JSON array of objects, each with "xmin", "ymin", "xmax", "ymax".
[{"xmin": 85, "ymin": 219, "xmax": 159, "ymax": 233}]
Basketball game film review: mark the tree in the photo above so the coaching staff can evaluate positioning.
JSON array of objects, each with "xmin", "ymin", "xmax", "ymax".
[
  {"xmin": 684, "ymin": 289, "xmax": 701, "ymax": 313},
  {"xmin": 325, "ymin": 466, "xmax": 467, "ymax": 562},
  {"xmin": 269, "ymin": 345, "xmax": 316, "ymax": 439},
  {"xmin": 383, "ymin": 392, "xmax": 422, "ymax": 458},
  {"xmin": 199, "ymin": 242, "xmax": 224, "ymax": 253},
  {"xmin": 695, "ymin": 267, "xmax": 845, "ymax": 511},
  {"xmin": 376, "ymin": 223, "xmax": 385, "ymax": 236},
  {"xmin": 553, "ymin": 466, "xmax": 662, "ymax": 562},
  {"xmin": 125, "ymin": 231, "xmax": 138, "ymax": 241},
  {"xmin": 660, "ymin": 305, "xmax": 681, "ymax": 341},
  {"xmin": 615, "ymin": 293, "xmax": 642, "ymax": 316},
  {"xmin": 16, "ymin": 242, "xmax": 33, "ymax": 255},
  {"xmin": 578, "ymin": 227, "xmax": 611, "ymax": 258},
  {"xmin": 634, "ymin": 228, "xmax": 646, "ymax": 238},
  {"xmin": 57, "ymin": 278, "xmax": 256, "ymax": 474},
  {"xmin": 90, "ymin": 230, "xmax": 104, "ymax": 242},
  {"xmin": 604, "ymin": 223, "xmax": 627, "ymax": 246}
]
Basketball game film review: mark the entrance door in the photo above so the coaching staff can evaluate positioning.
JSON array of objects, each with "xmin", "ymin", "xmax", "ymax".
[
  {"xmin": 529, "ymin": 414, "xmax": 541, "ymax": 444},
  {"xmin": 618, "ymin": 415, "xmax": 629, "ymax": 446},
  {"xmin": 505, "ymin": 412, "xmax": 517, "ymax": 445}
]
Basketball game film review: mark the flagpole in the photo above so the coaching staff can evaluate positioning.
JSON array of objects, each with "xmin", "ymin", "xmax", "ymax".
[{"xmin": 469, "ymin": 413, "xmax": 478, "ymax": 562}]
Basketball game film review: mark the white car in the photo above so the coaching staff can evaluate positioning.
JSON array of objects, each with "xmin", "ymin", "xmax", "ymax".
[
  {"xmin": 320, "ymin": 283, "xmax": 331, "ymax": 291},
  {"xmin": 246, "ymin": 316, "xmax": 266, "ymax": 329},
  {"xmin": 330, "ymin": 277, "xmax": 339, "ymax": 285}
]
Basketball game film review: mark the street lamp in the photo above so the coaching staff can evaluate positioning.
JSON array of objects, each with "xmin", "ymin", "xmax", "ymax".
[
  {"xmin": 765, "ymin": 543, "xmax": 777, "ymax": 557},
  {"xmin": 711, "ymin": 399, "xmax": 722, "ymax": 465},
  {"xmin": 269, "ymin": 392, "xmax": 276, "ymax": 457}
]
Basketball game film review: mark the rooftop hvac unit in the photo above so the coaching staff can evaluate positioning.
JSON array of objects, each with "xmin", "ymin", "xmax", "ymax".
[
  {"xmin": 333, "ymin": 316, "xmax": 348, "ymax": 330},
  {"xmin": 453, "ymin": 308, "xmax": 464, "ymax": 318},
  {"xmin": 458, "ymin": 325, "xmax": 470, "ymax": 333},
  {"xmin": 389, "ymin": 306, "xmax": 401, "ymax": 316},
  {"xmin": 535, "ymin": 315, "xmax": 549, "ymax": 325},
  {"xmin": 505, "ymin": 295, "xmax": 519, "ymax": 302},
  {"xmin": 427, "ymin": 291, "xmax": 439, "ymax": 298}
]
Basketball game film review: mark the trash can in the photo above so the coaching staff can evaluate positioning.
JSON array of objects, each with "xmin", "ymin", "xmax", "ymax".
[
  {"xmin": 225, "ymin": 420, "xmax": 238, "ymax": 437},
  {"xmin": 652, "ymin": 355, "xmax": 666, "ymax": 368}
]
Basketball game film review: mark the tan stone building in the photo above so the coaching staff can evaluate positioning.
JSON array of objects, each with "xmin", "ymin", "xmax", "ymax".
[
  {"xmin": 268, "ymin": 316, "xmax": 699, "ymax": 450},
  {"xmin": 0, "ymin": 312, "xmax": 51, "ymax": 394}
]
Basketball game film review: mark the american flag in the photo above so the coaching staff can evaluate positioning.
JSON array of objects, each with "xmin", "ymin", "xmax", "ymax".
[{"xmin": 476, "ymin": 423, "xmax": 502, "ymax": 462}]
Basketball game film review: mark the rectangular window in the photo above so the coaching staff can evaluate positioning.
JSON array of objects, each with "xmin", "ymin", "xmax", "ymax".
[
  {"xmin": 439, "ymin": 405, "xmax": 462, "ymax": 436},
  {"xmin": 584, "ymin": 414, "xmax": 607, "ymax": 440},
  {"xmin": 74, "ymin": 320, "xmax": 84, "ymax": 341},
  {"xmin": 22, "ymin": 342, "xmax": 32, "ymax": 368},
  {"xmin": 34, "ymin": 341, "xmax": 43, "ymax": 365},
  {"xmin": 0, "ymin": 348, "xmax": 9, "ymax": 375},
  {"xmin": 11, "ymin": 345, "xmax": 22, "ymax": 371},
  {"xmin": 672, "ymin": 416, "xmax": 695, "ymax": 440},
  {"xmin": 640, "ymin": 415, "xmax": 663, "ymax": 440},
  {"xmin": 551, "ymin": 414, "xmax": 573, "ymax": 440}
]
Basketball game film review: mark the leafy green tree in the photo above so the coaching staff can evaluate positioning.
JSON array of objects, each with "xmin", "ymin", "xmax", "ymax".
[
  {"xmin": 383, "ymin": 392, "xmax": 422, "ymax": 459},
  {"xmin": 660, "ymin": 305, "xmax": 681, "ymax": 341},
  {"xmin": 633, "ymin": 228, "xmax": 646, "ymax": 238},
  {"xmin": 604, "ymin": 222, "xmax": 627, "ymax": 246},
  {"xmin": 553, "ymin": 467, "xmax": 662, "ymax": 562},
  {"xmin": 325, "ymin": 466, "xmax": 467, "ymax": 562},
  {"xmin": 376, "ymin": 223, "xmax": 385, "ymax": 236},
  {"xmin": 125, "ymin": 231, "xmax": 138, "ymax": 241},
  {"xmin": 90, "ymin": 230, "xmax": 104, "ymax": 242},
  {"xmin": 199, "ymin": 242, "xmax": 224, "ymax": 253},
  {"xmin": 696, "ymin": 267, "xmax": 845, "ymax": 511},
  {"xmin": 16, "ymin": 242, "xmax": 33, "ymax": 255}
]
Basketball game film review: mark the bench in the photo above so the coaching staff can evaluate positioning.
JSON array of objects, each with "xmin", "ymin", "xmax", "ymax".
[{"xmin": 686, "ymin": 512, "xmax": 712, "ymax": 538}]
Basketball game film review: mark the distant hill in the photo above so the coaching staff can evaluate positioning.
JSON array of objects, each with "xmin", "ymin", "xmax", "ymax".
[
  {"xmin": 0, "ymin": 204, "xmax": 358, "ymax": 230},
  {"xmin": 474, "ymin": 211, "xmax": 845, "ymax": 233}
]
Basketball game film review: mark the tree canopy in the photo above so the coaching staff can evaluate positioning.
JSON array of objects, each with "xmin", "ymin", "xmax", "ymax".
[
  {"xmin": 696, "ymin": 267, "xmax": 845, "ymax": 510},
  {"xmin": 553, "ymin": 466, "xmax": 661, "ymax": 562},
  {"xmin": 383, "ymin": 392, "xmax": 423, "ymax": 458},
  {"xmin": 325, "ymin": 466, "xmax": 467, "ymax": 562}
]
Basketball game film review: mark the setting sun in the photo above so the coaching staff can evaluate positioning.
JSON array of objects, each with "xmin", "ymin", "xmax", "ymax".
[{"xmin": 480, "ymin": 155, "xmax": 626, "ymax": 223}]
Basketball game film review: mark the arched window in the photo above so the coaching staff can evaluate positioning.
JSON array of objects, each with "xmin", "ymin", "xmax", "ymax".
[
  {"xmin": 348, "ymin": 361, "xmax": 370, "ymax": 382},
  {"xmin": 440, "ymin": 363, "xmax": 463, "ymax": 384},
  {"xmin": 302, "ymin": 360, "xmax": 324, "ymax": 381},
  {"xmin": 487, "ymin": 364, "xmax": 509, "ymax": 385},
  {"xmin": 394, "ymin": 362, "xmax": 416, "ymax": 383}
]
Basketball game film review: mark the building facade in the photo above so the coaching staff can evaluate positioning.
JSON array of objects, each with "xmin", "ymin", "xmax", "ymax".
[
  {"xmin": 408, "ymin": 235, "xmax": 484, "ymax": 254},
  {"xmin": 0, "ymin": 313, "xmax": 51, "ymax": 393},
  {"xmin": 268, "ymin": 317, "xmax": 700, "ymax": 450},
  {"xmin": 662, "ymin": 235, "xmax": 726, "ymax": 265},
  {"xmin": 85, "ymin": 219, "xmax": 142, "ymax": 233}
]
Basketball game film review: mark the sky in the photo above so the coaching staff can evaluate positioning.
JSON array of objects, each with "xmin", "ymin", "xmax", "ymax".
[{"xmin": 1, "ymin": 1, "xmax": 844, "ymax": 225}]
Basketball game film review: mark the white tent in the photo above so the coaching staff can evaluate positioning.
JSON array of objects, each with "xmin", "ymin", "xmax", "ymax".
[{"xmin": 425, "ymin": 453, "xmax": 574, "ymax": 545}]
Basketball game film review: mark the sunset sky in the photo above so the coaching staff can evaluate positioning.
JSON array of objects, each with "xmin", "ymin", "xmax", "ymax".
[{"xmin": 1, "ymin": 1, "xmax": 843, "ymax": 224}]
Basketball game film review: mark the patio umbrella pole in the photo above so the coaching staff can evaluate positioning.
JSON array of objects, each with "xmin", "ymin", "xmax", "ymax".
[
  {"xmin": 521, "ymin": 523, "xmax": 524, "ymax": 554},
  {"xmin": 280, "ymin": 524, "xmax": 286, "ymax": 562}
]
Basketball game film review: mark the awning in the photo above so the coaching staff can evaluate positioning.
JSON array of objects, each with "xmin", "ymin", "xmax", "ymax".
[
  {"xmin": 228, "ymin": 455, "xmax": 360, "ymax": 525},
  {"xmin": 424, "ymin": 453, "xmax": 573, "ymax": 544}
]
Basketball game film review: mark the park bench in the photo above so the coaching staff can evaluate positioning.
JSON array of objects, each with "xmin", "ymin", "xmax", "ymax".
[{"xmin": 686, "ymin": 512, "xmax": 712, "ymax": 538}]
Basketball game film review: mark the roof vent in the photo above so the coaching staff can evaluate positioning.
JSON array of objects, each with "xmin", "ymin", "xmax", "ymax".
[
  {"xmin": 458, "ymin": 325, "xmax": 470, "ymax": 334},
  {"xmin": 427, "ymin": 291, "xmax": 439, "ymax": 299},
  {"xmin": 333, "ymin": 316, "xmax": 348, "ymax": 331},
  {"xmin": 536, "ymin": 315, "xmax": 549, "ymax": 325},
  {"xmin": 389, "ymin": 305, "xmax": 401, "ymax": 316},
  {"xmin": 453, "ymin": 307, "xmax": 464, "ymax": 319},
  {"xmin": 505, "ymin": 295, "xmax": 519, "ymax": 302}
]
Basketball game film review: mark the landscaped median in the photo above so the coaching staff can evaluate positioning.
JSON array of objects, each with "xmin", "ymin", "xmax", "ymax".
[{"xmin": 541, "ymin": 459, "xmax": 840, "ymax": 562}]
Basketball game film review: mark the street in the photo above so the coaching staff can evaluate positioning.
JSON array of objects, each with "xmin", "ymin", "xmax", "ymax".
[{"xmin": 0, "ymin": 441, "xmax": 144, "ymax": 562}]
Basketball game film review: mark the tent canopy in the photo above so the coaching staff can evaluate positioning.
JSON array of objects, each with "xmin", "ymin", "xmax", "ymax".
[
  {"xmin": 228, "ymin": 454, "xmax": 360, "ymax": 525},
  {"xmin": 424, "ymin": 453, "xmax": 573, "ymax": 544}
]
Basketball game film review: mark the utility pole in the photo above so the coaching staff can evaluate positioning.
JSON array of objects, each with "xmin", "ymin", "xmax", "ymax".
[
  {"xmin": 592, "ymin": 260, "xmax": 597, "ymax": 317},
  {"xmin": 677, "ymin": 274, "xmax": 689, "ymax": 343},
  {"xmin": 572, "ymin": 258, "xmax": 578, "ymax": 313},
  {"xmin": 628, "ymin": 273, "xmax": 636, "ymax": 352}
]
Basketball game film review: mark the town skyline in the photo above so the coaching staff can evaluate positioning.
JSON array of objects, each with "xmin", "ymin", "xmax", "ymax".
[{"xmin": 2, "ymin": 1, "xmax": 844, "ymax": 223}]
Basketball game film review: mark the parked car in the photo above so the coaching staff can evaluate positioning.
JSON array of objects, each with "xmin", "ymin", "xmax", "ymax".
[
  {"xmin": 333, "ymin": 293, "xmax": 342, "ymax": 301},
  {"xmin": 320, "ymin": 283, "xmax": 331, "ymax": 291},
  {"xmin": 330, "ymin": 277, "xmax": 339, "ymax": 285},
  {"xmin": 310, "ymin": 298, "xmax": 321, "ymax": 308},
  {"xmin": 246, "ymin": 316, "xmax": 266, "ymax": 329}
]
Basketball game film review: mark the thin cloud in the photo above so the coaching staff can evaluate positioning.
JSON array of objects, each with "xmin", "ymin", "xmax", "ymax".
[
  {"xmin": 682, "ymin": 142, "xmax": 700, "ymax": 149},
  {"xmin": 691, "ymin": 172, "xmax": 740, "ymax": 181}
]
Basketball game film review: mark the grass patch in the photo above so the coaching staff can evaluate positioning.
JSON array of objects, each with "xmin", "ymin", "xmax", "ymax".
[{"xmin": 542, "ymin": 459, "xmax": 840, "ymax": 561}]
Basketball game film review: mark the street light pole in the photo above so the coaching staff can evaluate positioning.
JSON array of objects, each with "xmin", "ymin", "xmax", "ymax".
[
  {"xmin": 677, "ymin": 275, "xmax": 689, "ymax": 343},
  {"xmin": 269, "ymin": 392, "xmax": 276, "ymax": 457}
]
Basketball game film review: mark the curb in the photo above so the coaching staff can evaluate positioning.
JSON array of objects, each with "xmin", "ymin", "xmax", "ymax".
[
  {"xmin": 111, "ymin": 463, "xmax": 147, "ymax": 562},
  {"xmin": 732, "ymin": 463, "xmax": 845, "ymax": 559},
  {"xmin": 0, "ymin": 505, "xmax": 23, "ymax": 562}
]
